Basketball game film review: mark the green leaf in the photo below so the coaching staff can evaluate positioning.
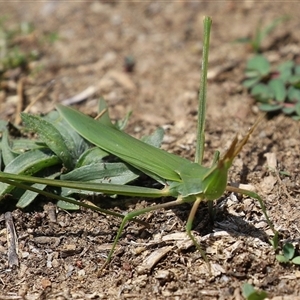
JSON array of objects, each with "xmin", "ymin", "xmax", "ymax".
[
  {"xmin": 242, "ymin": 283, "xmax": 255, "ymax": 298},
  {"xmin": 258, "ymin": 103, "xmax": 282, "ymax": 112},
  {"xmin": 279, "ymin": 170, "xmax": 290, "ymax": 176},
  {"xmin": 248, "ymin": 292, "xmax": 268, "ymax": 300},
  {"xmin": 4, "ymin": 149, "xmax": 59, "ymax": 175},
  {"xmin": 242, "ymin": 283, "xmax": 268, "ymax": 300},
  {"xmin": 268, "ymin": 78, "xmax": 286, "ymax": 102},
  {"xmin": 243, "ymin": 77, "xmax": 260, "ymax": 89},
  {"xmin": 12, "ymin": 139, "xmax": 47, "ymax": 152},
  {"xmin": 0, "ymin": 149, "xmax": 60, "ymax": 196},
  {"xmin": 141, "ymin": 127, "xmax": 164, "ymax": 148},
  {"xmin": 277, "ymin": 60, "xmax": 294, "ymax": 81},
  {"xmin": 97, "ymin": 97, "xmax": 114, "ymax": 128},
  {"xmin": 76, "ymin": 147, "xmax": 109, "ymax": 168},
  {"xmin": 57, "ymin": 199, "xmax": 79, "ymax": 210},
  {"xmin": 60, "ymin": 162, "xmax": 139, "ymax": 196},
  {"xmin": 287, "ymin": 75, "xmax": 300, "ymax": 86},
  {"xmin": 16, "ymin": 171, "xmax": 60, "ymax": 208},
  {"xmin": 245, "ymin": 70, "xmax": 261, "ymax": 78},
  {"xmin": 1, "ymin": 129, "xmax": 19, "ymax": 166},
  {"xmin": 0, "ymin": 119, "xmax": 8, "ymax": 132},
  {"xmin": 277, "ymin": 60, "xmax": 294, "ymax": 70},
  {"xmin": 21, "ymin": 113, "xmax": 74, "ymax": 170},
  {"xmin": 292, "ymin": 256, "xmax": 300, "ymax": 265},
  {"xmin": 43, "ymin": 111, "xmax": 89, "ymax": 161},
  {"xmin": 287, "ymin": 86, "xmax": 300, "ymax": 102},
  {"xmin": 295, "ymin": 65, "xmax": 300, "ymax": 75},
  {"xmin": 276, "ymin": 255, "xmax": 289, "ymax": 263},
  {"xmin": 251, "ymin": 83, "xmax": 273, "ymax": 103},
  {"xmin": 282, "ymin": 106, "xmax": 295, "ymax": 115},
  {"xmin": 96, "ymin": 97, "xmax": 133, "ymax": 131},
  {"xmin": 295, "ymin": 102, "xmax": 300, "ymax": 116},
  {"xmin": 96, "ymin": 98, "xmax": 131, "ymax": 130},
  {"xmin": 283, "ymin": 243, "xmax": 295, "ymax": 260},
  {"xmin": 115, "ymin": 111, "xmax": 132, "ymax": 131},
  {"xmin": 61, "ymin": 162, "xmax": 138, "ymax": 183},
  {"xmin": 246, "ymin": 55, "xmax": 270, "ymax": 77}
]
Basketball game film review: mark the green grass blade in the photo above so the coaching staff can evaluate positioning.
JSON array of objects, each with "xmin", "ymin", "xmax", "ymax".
[
  {"xmin": 97, "ymin": 97, "xmax": 115, "ymax": 127},
  {"xmin": 195, "ymin": 16, "xmax": 212, "ymax": 164}
]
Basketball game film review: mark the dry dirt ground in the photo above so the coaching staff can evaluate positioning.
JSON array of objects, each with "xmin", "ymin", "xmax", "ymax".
[{"xmin": 0, "ymin": 2, "xmax": 300, "ymax": 300}]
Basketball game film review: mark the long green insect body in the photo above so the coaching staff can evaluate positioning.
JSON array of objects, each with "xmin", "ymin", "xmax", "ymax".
[
  {"xmin": 56, "ymin": 103, "xmax": 251, "ymax": 202},
  {"xmin": 0, "ymin": 16, "xmax": 277, "ymax": 273}
]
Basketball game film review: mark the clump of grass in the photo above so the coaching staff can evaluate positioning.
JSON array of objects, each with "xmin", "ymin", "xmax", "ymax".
[
  {"xmin": 235, "ymin": 16, "xmax": 288, "ymax": 53},
  {"xmin": 0, "ymin": 17, "xmax": 59, "ymax": 75},
  {"xmin": 0, "ymin": 18, "xmax": 38, "ymax": 73}
]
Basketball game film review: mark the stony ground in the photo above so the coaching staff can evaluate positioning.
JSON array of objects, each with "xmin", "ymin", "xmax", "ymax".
[{"xmin": 0, "ymin": 2, "xmax": 300, "ymax": 299}]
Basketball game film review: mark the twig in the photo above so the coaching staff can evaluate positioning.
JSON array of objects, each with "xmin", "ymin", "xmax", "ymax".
[{"xmin": 5, "ymin": 212, "xmax": 19, "ymax": 267}]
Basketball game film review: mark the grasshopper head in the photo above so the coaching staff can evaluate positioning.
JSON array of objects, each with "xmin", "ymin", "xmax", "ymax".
[
  {"xmin": 203, "ymin": 116, "xmax": 263, "ymax": 201},
  {"xmin": 202, "ymin": 137, "xmax": 239, "ymax": 200}
]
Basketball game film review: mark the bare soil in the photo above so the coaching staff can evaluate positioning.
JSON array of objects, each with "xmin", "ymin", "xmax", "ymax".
[{"xmin": 1, "ymin": 2, "xmax": 300, "ymax": 299}]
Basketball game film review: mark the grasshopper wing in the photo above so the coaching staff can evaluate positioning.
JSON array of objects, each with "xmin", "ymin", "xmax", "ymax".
[{"xmin": 56, "ymin": 104, "xmax": 193, "ymax": 183}]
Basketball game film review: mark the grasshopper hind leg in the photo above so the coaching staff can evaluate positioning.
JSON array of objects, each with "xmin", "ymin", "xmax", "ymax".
[
  {"xmin": 226, "ymin": 185, "xmax": 278, "ymax": 245},
  {"xmin": 98, "ymin": 198, "xmax": 183, "ymax": 275},
  {"xmin": 98, "ymin": 196, "xmax": 213, "ymax": 275}
]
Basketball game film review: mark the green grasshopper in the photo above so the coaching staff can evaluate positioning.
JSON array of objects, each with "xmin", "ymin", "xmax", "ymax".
[{"xmin": 0, "ymin": 17, "xmax": 277, "ymax": 271}]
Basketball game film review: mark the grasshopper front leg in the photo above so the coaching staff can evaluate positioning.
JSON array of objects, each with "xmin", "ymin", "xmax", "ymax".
[{"xmin": 185, "ymin": 197, "xmax": 211, "ymax": 273}]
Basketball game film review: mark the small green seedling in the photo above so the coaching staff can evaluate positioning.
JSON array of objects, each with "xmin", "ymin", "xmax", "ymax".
[
  {"xmin": 0, "ymin": 19, "xmax": 37, "ymax": 73},
  {"xmin": 0, "ymin": 19, "xmax": 58, "ymax": 74},
  {"xmin": 235, "ymin": 16, "xmax": 288, "ymax": 53},
  {"xmin": 243, "ymin": 54, "xmax": 300, "ymax": 120},
  {"xmin": 0, "ymin": 17, "xmax": 277, "ymax": 272},
  {"xmin": 276, "ymin": 243, "xmax": 300, "ymax": 265},
  {"xmin": 242, "ymin": 283, "xmax": 268, "ymax": 300}
]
